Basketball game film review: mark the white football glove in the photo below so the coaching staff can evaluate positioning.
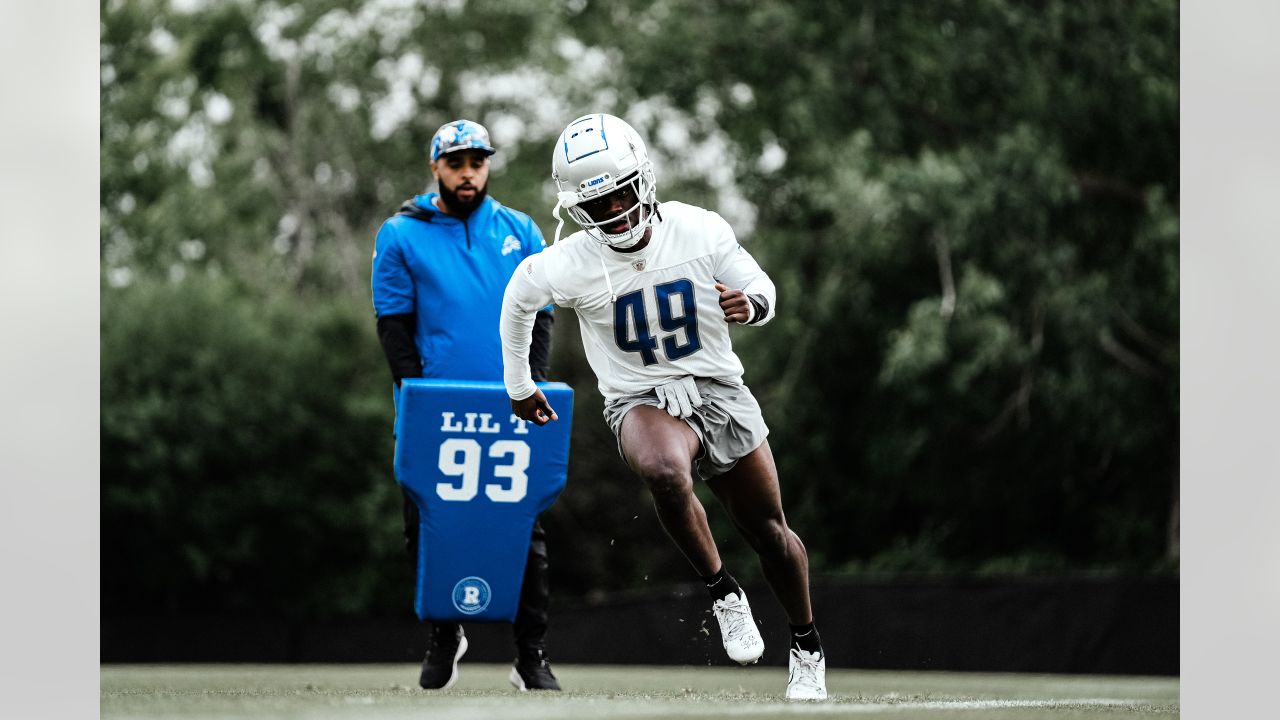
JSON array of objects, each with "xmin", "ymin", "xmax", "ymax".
[{"xmin": 654, "ymin": 376, "xmax": 703, "ymax": 419}]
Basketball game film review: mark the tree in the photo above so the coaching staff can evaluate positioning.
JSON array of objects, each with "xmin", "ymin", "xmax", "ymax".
[{"xmin": 100, "ymin": 0, "xmax": 1179, "ymax": 621}]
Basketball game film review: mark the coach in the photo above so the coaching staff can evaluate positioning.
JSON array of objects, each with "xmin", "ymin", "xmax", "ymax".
[{"xmin": 371, "ymin": 118, "xmax": 560, "ymax": 691}]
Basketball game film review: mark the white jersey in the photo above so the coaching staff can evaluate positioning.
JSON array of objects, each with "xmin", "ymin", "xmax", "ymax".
[{"xmin": 501, "ymin": 201, "xmax": 777, "ymax": 402}]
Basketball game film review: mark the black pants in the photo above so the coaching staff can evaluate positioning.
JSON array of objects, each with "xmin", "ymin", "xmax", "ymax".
[{"xmin": 402, "ymin": 488, "xmax": 551, "ymax": 651}]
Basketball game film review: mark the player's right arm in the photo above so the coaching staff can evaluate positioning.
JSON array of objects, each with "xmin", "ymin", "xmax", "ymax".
[
  {"xmin": 500, "ymin": 255, "xmax": 558, "ymax": 425},
  {"xmin": 520, "ymin": 217, "xmax": 555, "ymax": 383}
]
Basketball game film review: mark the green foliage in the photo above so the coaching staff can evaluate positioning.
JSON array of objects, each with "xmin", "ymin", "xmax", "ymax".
[
  {"xmin": 101, "ymin": 274, "xmax": 404, "ymax": 618},
  {"xmin": 101, "ymin": 0, "xmax": 1178, "ymax": 620},
  {"xmin": 576, "ymin": 0, "xmax": 1178, "ymax": 578}
]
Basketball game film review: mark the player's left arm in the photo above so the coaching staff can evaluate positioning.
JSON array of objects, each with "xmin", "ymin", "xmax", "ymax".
[{"xmin": 709, "ymin": 214, "xmax": 777, "ymax": 326}]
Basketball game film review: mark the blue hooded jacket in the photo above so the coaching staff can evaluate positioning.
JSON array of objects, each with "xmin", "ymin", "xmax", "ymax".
[{"xmin": 372, "ymin": 193, "xmax": 547, "ymax": 381}]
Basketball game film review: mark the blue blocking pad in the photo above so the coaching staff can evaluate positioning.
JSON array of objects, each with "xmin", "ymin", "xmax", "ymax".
[{"xmin": 394, "ymin": 380, "xmax": 573, "ymax": 622}]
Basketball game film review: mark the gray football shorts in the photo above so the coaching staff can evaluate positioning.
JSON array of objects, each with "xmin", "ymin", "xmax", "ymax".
[{"xmin": 603, "ymin": 377, "xmax": 770, "ymax": 480}]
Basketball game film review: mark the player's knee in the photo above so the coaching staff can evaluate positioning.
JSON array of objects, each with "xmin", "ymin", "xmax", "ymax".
[
  {"xmin": 637, "ymin": 457, "xmax": 693, "ymax": 505},
  {"xmin": 748, "ymin": 518, "xmax": 792, "ymax": 560}
]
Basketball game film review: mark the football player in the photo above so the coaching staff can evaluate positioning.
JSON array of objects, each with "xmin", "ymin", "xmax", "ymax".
[{"xmin": 499, "ymin": 113, "xmax": 827, "ymax": 700}]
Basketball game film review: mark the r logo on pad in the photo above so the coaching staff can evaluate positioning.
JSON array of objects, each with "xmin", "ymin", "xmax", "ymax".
[{"xmin": 452, "ymin": 576, "xmax": 492, "ymax": 615}]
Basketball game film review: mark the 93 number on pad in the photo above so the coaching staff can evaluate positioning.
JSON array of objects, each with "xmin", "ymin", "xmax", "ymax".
[{"xmin": 436, "ymin": 438, "xmax": 530, "ymax": 503}]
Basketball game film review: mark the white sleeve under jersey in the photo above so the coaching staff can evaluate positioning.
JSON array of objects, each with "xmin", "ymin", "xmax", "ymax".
[
  {"xmin": 711, "ymin": 218, "xmax": 777, "ymax": 327},
  {"xmin": 501, "ymin": 255, "xmax": 556, "ymax": 401},
  {"xmin": 501, "ymin": 201, "xmax": 777, "ymax": 402}
]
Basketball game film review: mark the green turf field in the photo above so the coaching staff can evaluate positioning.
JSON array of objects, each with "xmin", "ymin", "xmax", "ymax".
[{"xmin": 100, "ymin": 663, "xmax": 1178, "ymax": 719}]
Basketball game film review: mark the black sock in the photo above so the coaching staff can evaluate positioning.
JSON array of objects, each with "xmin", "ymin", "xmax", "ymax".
[
  {"xmin": 790, "ymin": 622, "xmax": 822, "ymax": 654},
  {"xmin": 701, "ymin": 567, "xmax": 742, "ymax": 602}
]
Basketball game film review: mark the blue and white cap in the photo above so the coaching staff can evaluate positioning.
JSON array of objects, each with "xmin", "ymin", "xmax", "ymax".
[{"xmin": 430, "ymin": 119, "xmax": 496, "ymax": 162}]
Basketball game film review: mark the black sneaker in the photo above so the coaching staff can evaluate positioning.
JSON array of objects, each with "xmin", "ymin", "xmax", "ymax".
[
  {"xmin": 419, "ymin": 624, "xmax": 467, "ymax": 690},
  {"xmin": 509, "ymin": 648, "xmax": 561, "ymax": 691}
]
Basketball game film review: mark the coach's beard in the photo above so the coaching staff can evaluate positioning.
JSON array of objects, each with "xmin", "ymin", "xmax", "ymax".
[{"xmin": 439, "ymin": 181, "xmax": 488, "ymax": 218}]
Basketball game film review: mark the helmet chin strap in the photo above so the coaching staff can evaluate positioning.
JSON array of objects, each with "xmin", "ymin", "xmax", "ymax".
[
  {"xmin": 591, "ymin": 203, "xmax": 653, "ymax": 249},
  {"xmin": 551, "ymin": 190, "xmax": 653, "ymax": 304},
  {"xmin": 551, "ymin": 190, "xmax": 645, "ymax": 248},
  {"xmin": 593, "ymin": 204, "xmax": 655, "ymax": 304},
  {"xmin": 597, "ymin": 251, "xmax": 617, "ymax": 304},
  {"xmin": 552, "ymin": 191, "xmax": 579, "ymax": 245},
  {"xmin": 597, "ymin": 225, "xmax": 646, "ymax": 249}
]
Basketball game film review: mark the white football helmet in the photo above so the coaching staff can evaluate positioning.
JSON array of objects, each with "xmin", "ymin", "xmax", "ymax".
[{"xmin": 551, "ymin": 113, "xmax": 657, "ymax": 248}]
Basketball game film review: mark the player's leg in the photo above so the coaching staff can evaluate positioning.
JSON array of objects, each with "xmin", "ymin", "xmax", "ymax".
[
  {"xmin": 620, "ymin": 405, "xmax": 765, "ymax": 664},
  {"xmin": 706, "ymin": 442, "xmax": 827, "ymax": 699},
  {"xmin": 510, "ymin": 518, "xmax": 560, "ymax": 691},
  {"xmin": 618, "ymin": 405, "xmax": 720, "ymax": 576},
  {"xmin": 403, "ymin": 488, "xmax": 466, "ymax": 690},
  {"xmin": 706, "ymin": 440, "xmax": 812, "ymax": 623}
]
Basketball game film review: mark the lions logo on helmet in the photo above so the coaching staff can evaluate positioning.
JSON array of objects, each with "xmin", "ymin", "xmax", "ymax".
[{"xmin": 551, "ymin": 113, "xmax": 658, "ymax": 249}]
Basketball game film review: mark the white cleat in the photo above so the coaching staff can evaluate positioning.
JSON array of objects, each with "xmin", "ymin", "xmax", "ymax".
[
  {"xmin": 785, "ymin": 647, "xmax": 827, "ymax": 701},
  {"xmin": 712, "ymin": 591, "xmax": 764, "ymax": 665}
]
